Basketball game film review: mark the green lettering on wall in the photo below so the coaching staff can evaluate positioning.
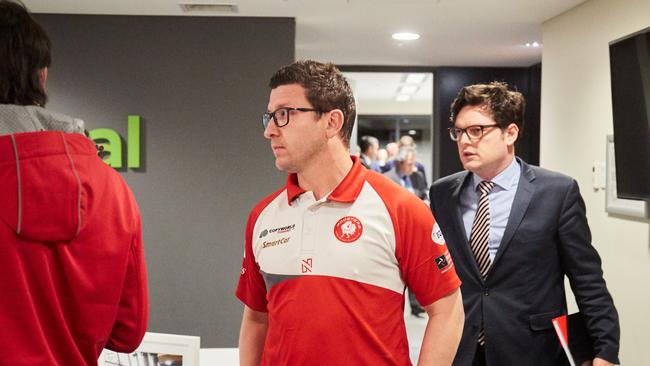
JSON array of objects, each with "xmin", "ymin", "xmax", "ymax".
[
  {"xmin": 89, "ymin": 128, "xmax": 122, "ymax": 168},
  {"xmin": 88, "ymin": 115, "xmax": 142, "ymax": 169},
  {"xmin": 128, "ymin": 115, "xmax": 140, "ymax": 168}
]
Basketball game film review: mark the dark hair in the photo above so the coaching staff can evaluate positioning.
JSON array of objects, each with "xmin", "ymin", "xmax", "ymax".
[
  {"xmin": 0, "ymin": 0, "xmax": 51, "ymax": 106},
  {"xmin": 269, "ymin": 60, "xmax": 356, "ymax": 146},
  {"xmin": 359, "ymin": 135, "xmax": 378, "ymax": 154},
  {"xmin": 450, "ymin": 81, "xmax": 525, "ymax": 135}
]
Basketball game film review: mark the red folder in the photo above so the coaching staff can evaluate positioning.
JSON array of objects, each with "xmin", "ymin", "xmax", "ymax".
[
  {"xmin": 552, "ymin": 313, "xmax": 595, "ymax": 366},
  {"xmin": 552, "ymin": 314, "xmax": 576, "ymax": 366}
]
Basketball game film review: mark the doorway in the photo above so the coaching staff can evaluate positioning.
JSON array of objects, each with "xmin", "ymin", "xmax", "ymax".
[{"xmin": 344, "ymin": 71, "xmax": 434, "ymax": 184}]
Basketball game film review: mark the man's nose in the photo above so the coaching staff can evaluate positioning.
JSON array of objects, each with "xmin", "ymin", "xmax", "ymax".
[
  {"xmin": 264, "ymin": 120, "xmax": 278, "ymax": 139},
  {"xmin": 457, "ymin": 130, "xmax": 471, "ymax": 145}
]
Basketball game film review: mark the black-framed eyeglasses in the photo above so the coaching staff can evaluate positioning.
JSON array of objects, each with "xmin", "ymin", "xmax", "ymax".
[
  {"xmin": 262, "ymin": 107, "xmax": 322, "ymax": 129},
  {"xmin": 448, "ymin": 124, "xmax": 501, "ymax": 141}
]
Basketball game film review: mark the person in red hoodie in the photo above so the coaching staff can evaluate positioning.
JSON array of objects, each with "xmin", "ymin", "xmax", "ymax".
[{"xmin": 0, "ymin": 1, "xmax": 148, "ymax": 365}]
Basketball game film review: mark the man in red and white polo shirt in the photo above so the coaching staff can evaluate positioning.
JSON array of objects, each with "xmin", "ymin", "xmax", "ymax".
[{"xmin": 236, "ymin": 60, "xmax": 464, "ymax": 365}]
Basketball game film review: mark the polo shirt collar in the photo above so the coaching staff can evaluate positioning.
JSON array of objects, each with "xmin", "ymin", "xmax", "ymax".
[{"xmin": 286, "ymin": 156, "xmax": 366, "ymax": 205}]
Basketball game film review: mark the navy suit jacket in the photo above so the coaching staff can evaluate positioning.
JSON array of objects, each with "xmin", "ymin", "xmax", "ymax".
[
  {"xmin": 383, "ymin": 168, "xmax": 428, "ymax": 201},
  {"xmin": 429, "ymin": 158, "xmax": 619, "ymax": 366}
]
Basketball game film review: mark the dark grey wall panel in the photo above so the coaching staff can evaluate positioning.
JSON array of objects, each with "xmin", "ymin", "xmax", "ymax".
[{"xmin": 35, "ymin": 14, "xmax": 294, "ymax": 347}]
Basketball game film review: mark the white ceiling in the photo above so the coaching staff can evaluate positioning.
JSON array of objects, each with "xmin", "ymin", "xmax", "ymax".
[
  {"xmin": 345, "ymin": 72, "xmax": 433, "ymax": 115},
  {"xmin": 345, "ymin": 72, "xmax": 432, "ymax": 102},
  {"xmin": 24, "ymin": 0, "xmax": 587, "ymax": 67}
]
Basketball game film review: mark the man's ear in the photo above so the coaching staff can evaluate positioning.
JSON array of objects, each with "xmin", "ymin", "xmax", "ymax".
[
  {"xmin": 39, "ymin": 67, "xmax": 48, "ymax": 91},
  {"xmin": 325, "ymin": 109, "xmax": 345, "ymax": 139},
  {"xmin": 505, "ymin": 122, "xmax": 519, "ymax": 146}
]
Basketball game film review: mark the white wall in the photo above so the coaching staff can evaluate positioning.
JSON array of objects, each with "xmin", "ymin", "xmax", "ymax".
[
  {"xmin": 356, "ymin": 100, "xmax": 432, "ymax": 115},
  {"xmin": 542, "ymin": 0, "xmax": 650, "ymax": 363}
]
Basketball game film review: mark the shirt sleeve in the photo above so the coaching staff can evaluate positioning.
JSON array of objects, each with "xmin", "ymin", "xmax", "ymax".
[
  {"xmin": 235, "ymin": 210, "xmax": 268, "ymax": 312},
  {"xmin": 394, "ymin": 196, "xmax": 461, "ymax": 307}
]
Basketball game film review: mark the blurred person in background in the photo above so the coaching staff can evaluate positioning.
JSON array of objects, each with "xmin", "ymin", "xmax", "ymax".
[
  {"xmin": 398, "ymin": 135, "xmax": 428, "ymax": 184},
  {"xmin": 376, "ymin": 147, "xmax": 388, "ymax": 169},
  {"xmin": 359, "ymin": 135, "xmax": 381, "ymax": 172},
  {"xmin": 384, "ymin": 147, "xmax": 428, "ymax": 202}
]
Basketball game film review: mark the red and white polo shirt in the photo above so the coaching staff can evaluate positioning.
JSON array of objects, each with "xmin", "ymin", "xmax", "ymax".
[{"xmin": 236, "ymin": 156, "xmax": 461, "ymax": 365}]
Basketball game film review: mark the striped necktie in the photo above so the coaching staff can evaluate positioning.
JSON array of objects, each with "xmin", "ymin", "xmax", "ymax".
[
  {"xmin": 470, "ymin": 180, "xmax": 495, "ymax": 279},
  {"xmin": 469, "ymin": 180, "xmax": 495, "ymax": 345}
]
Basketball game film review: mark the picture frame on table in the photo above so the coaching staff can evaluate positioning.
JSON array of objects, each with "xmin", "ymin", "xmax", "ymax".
[{"xmin": 99, "ymin": 332, "xmax": 200, "ymax": 366}]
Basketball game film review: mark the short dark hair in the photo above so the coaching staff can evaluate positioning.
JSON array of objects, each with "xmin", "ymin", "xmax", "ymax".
[
  {"xmin": 269, "ymin": 60, "xmax": 356, "ymax": 146},
  {"xmin": 0, "ymin": 0, "xmax": 51, "ymax": 106},
  {"xmin": 450, "ymin": 81, "xmax": 525, "ymax": 134},
  {"xmin": 359, "ymin": 135, "xmax": 378, "ymax": 154}
]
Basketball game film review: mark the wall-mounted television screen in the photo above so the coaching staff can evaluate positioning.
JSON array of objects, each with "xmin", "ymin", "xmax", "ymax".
[{"xmin": 609, "ymin": 27, "xmax": 650, "ymax": 201}]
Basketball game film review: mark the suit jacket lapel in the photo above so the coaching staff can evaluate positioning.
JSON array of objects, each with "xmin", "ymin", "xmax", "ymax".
[
  {"xmin": 448, "ymin": 172, "xmax": 486, "ymax": 282},
  {"xmin": 489, "ymin": 158, "xmax": 536, "ymax": 272},
  {"xmin": 450, "ymin": 173, "xmax": 469, "ymax": 242}
]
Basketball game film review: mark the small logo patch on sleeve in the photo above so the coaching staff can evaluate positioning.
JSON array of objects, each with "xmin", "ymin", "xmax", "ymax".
[
  {"xmin": 435, "ymin": 254, "xmax": 449, "ymax": 270},
  {"xmin": 435, "ymin": 250, "xmax": 454, "ymax": 273},
  {"xmin": 431, "ymin": 222, "xmax": 446, "ymax": 245}
]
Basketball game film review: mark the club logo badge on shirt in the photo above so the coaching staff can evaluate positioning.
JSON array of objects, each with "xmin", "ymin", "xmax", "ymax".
[
  {"xmin": 431, "ymin": 222, "xmax": 446, "ymax": 245},
  {"xmin": 334, "ymin": 216, "xmax": 363, "ymax": 243}
]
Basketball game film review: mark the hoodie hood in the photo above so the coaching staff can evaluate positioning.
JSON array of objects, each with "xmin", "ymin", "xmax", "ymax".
[
  {"xmin": 0, "ymin": 131, "xmax": 96, "ymax": 242},
  {"xmin": 0, "ymin": 104, "xmax": 85, "ymax": 135}
]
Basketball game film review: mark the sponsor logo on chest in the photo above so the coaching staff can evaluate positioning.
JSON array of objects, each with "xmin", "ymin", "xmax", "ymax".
[
  {"xmin": 261, "ymin": 236, "xmax": 290, "ymax": 249},
  {"xmin": 259, "ymin": 224, "xmax": 296, "ymax": 238}
]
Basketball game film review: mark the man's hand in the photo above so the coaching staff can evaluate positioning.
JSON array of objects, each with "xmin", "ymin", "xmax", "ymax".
[
  {"xmin": 580, "ymin": 357, "xmax": 615, "ymax": 366},
  {"xmin": 592, "ymin": 357, "xmax": 614, "ymax": 366}
]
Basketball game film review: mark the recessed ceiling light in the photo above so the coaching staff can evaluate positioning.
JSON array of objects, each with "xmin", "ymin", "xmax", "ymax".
[
  {"xmin": 392, "ymin": 32, "xmax": 420, "ymax": 41},
  {"xmin": 525, "ymin": 41, "xmax": 541, "ymax": 48},
  {"xmin": 405, "ymin": 73, "xmax": 427, "ymax": 84},
  {"xmin": 399, "ymin": 85, "xmax": 419, "ymax": 94},
  {"xmin": 396, "ymin": 94, "xmax": 411, "ymax": 102},
  {"xmin": 408, "ymin": 130, "xmax": 417, "ymax": 135}
]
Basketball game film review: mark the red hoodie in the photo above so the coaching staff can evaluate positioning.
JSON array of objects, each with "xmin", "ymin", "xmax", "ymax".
[{"xmin": 0, "ymin": 131, "xmax": 148, "ymax": 365}]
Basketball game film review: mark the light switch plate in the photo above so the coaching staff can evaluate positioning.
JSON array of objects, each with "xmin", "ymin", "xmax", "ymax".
[{"xmin": 593, "ymin": 161, "xmax": 606, "ymax": 190}]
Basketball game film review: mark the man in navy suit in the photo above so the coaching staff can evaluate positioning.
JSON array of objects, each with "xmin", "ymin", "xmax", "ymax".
[{"xmin": 429, "ymin": 82, "xmax": 619, "ymax": 366}]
